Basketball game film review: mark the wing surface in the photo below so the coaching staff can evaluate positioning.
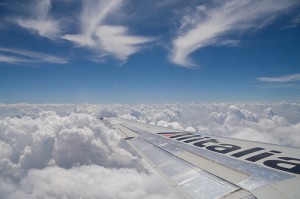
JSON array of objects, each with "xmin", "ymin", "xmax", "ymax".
[{"xmin": 105, "ymin": 118, "xmax": 300, "ymax": 199}]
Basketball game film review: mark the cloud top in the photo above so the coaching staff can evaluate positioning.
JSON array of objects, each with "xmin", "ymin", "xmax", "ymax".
[
  {"xmin": 8, "ymin": 166, "xmax": 178, "ymax": 199},
  {"xmin": 0, "ymin": 109, "xmax": 179, "ymax": 198}
]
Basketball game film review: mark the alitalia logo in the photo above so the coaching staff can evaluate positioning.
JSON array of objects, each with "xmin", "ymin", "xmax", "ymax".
[{"xmin": 157, "ymin": 132, "xmax": 300, "ymax": 175}]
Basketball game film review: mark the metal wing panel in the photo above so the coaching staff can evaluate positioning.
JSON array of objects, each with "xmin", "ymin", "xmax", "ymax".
[
  {"xmin": 107, "ymin": 118, "xmax": 300, "ymax": 199},
  {"xmin": 128, "ymin": 136, "xmax": 241, "ymax": 199},
  {"xmin": 122, "ymin": 123, "xmax": 293, "ymax": 189}
]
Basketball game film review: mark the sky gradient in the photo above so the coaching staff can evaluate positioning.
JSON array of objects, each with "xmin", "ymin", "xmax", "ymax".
[{"xmin": 0, "ymin": 0, "xmax": 300, "ymax": 103}]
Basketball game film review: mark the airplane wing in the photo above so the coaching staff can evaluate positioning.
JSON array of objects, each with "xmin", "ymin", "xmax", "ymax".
[{"xmin": 104, "ymin": 117, "xmax": 300, "ymax": 199}]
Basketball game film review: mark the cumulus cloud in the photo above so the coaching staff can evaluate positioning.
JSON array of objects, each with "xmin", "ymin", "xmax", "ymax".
[
  {"xmin": 257, "ymin": 73, "xmax": 300, "ymax": 83},
  {"xmin": 115, "ymin": 103, "xmax": 300, "ymax": 147},
  {"xmin": 8, "ymin": 166, "xmax": 178, "ymax": 199},
  {"xmin": 63, "ymin": 0, "xmax": 153, "ymax": 62},
  {"xmin": 15, "ymin": 0, "xmax": 61, "ymax": 39},
  {"xmin": 0, "ymin": 108, "xmax": 180, "ymax": 198},
  {"xmin": 0, "ymin": 47, "xmax": 68, "ymax": 65},
  {"xmin": 169, "ymin": 0, "xmax": 300, "ymax": 68},
  {"xmin": 193, "ymin": 103, "xmax": 300, "ymax": 146}
]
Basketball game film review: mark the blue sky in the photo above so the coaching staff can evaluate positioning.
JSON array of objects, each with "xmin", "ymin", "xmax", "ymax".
[{"xmin": 0, "ymin": 0, "xmax": 300, "ymax": 103}]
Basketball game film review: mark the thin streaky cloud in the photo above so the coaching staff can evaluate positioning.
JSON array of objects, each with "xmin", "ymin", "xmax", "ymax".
[
  {"xmin": 63, "ymin": 0, "xmax": 153, "ymax": 62},
  {"xmin": 0, "ymin": 47, "xmax": 68, "ymax": 64},
  {"xmin": 0, "ymin": 54, "xmax": 36, "ymax": 64},
  {"xmin": 259, "ymin": 83, "xmax": 300, "ymax": 90},
  {"xmin": 257, "ymin": 74, "xmax": 300, "ymax": 83},
  {"xmin": 283, "ymin": 14, "xmax": 300, "ymax": 29},
  {"xmin": 170, "ymin": 0, "xmax": 300, "ymax": 68},
  {"xmin": 15, "ymin": 0, "xmax": 61, "ymax": 39}
]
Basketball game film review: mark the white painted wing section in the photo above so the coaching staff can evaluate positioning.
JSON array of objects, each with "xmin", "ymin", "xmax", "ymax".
[{"xmin": 105, "ymin": 118, "xmax": 300, "ymax": 199}]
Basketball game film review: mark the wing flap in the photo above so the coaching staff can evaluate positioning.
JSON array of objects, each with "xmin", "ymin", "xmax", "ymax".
[
  {"xmin": 128, "ymin": 136, "xmax": 243, "ymax": 199},
  {"xmin": 177, "ymin": 151, "xmax": 248, "ymax": 183}
]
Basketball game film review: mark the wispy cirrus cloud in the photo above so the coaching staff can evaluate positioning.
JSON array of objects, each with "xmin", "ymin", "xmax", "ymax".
[
  {"xmin": 169, "ymin": 0, "xmax": 300, "ymax": 68},
  {"xmin": 283, "ymin": 13, "xmax": 300, "ymax": 29},
  {"xmin": 0, "ymin": 54, "xmax": 32, "ymax": 64},
  {"xmin": 257, "ymin": 73, "xmax": 300, "ymax": 83},
  {"xmin": 0, "ymin": 47, "xmax": 67, "ymax": 65},
  {"xmin": 63, "ymin": 0, "xmax": 153, "ymax": 62},
  {"xmin": 15, "ymin": 0, "xmax": 61, "ymax": 39}
]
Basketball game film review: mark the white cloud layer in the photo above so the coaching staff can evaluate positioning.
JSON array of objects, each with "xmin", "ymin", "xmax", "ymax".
[
  {"xmin": 0, "ymin": 47, "xmax": 68, "ymax": 65},
  {"xmin": 7, "ymin": 166, "xmax": 178, "ymax": 199},
  {"xmin": 0, "ymin": 103, "xmax": 300, "ymax": 198},
  {"xmin": 15, "ymin": 0, "xmax": 61, "ymax": 39},
  {"xmin": 258, "ymin": 73, "xmax": 300, "ymax": 83},
  {"xmin": 63, "ymin": 0, "xmax": 153, "ymax": 61},
  {"xmin": 170, "ymin": 0, "xmax": 300, "ymax": 67},
  {"xmin": 0, "ymin": 107, "xmax": 180, "ymax": 199},
  {"xmin": 118, "ymin": 103, "xmax": 300, "ymax": 147}
]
